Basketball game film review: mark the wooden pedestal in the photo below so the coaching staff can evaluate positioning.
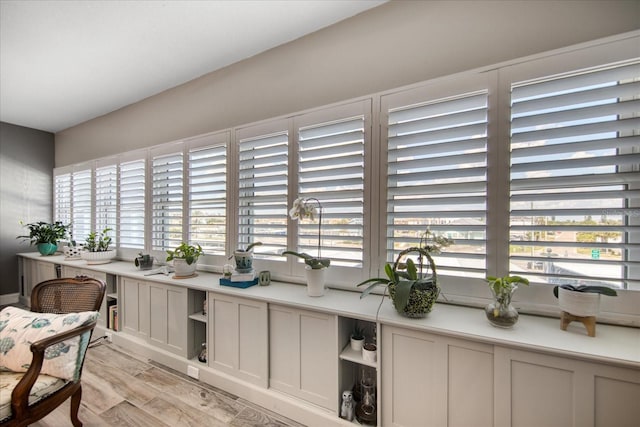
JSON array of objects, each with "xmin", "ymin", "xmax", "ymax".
[{"xmin": 560, "ymin": 311, "xmax": 596, "ymax": 337}]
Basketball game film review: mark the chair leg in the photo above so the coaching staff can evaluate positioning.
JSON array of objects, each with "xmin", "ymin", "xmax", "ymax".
[{"xmin": 70, "ymin": 385, "xmax": 83, "ymax": 427}]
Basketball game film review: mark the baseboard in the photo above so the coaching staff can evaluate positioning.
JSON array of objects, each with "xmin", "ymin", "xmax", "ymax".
[{"xmin": 0, "ymin": 293, "xmax": 19, "ymax": 306}]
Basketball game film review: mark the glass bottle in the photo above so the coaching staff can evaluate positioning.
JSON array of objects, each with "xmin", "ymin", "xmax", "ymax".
[{"xmin": 198, "ymin": 342, "xmax": 207, "ymax": 363}]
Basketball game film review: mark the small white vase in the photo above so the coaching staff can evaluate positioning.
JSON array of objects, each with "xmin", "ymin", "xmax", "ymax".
[
  {"xmin": 305, "ymin": 266, "xmax": 326, "ymax": 297},
  {"xmin": 558, "ymin": 287, "xmax": 600, "ymax": 316},
  {"xmin": 350, "ymin": 336, "xmax": 364, "ymax": 352},
  {"xmin": 173, "ymin": 259, "xmax": 198, "ymax": 277},
  {"xmin": 362, "ymin": 343, "xmax": 377, "ymax": 363}
]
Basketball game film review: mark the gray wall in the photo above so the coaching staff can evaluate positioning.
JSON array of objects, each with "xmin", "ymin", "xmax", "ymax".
[
  {"xmin": 0, "ymin": 122, "xmax": 55, "ymax": 297},
  {"xmin": 55, "ymin": 0, "xmax": 640, "ymax": 166}
]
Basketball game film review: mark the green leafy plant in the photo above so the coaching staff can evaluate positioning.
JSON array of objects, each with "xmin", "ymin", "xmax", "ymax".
[
  {"xmin": 282, "ymin": 251, "xmax": 331, "ymax": 269},
  {"xmin": 84, "ymin": 228, "xmax": 113, "ymax": 252},
  {"xmin": 166, "ymin": 242, "xmax": 204, "ymax": 265},
  {"xmin": 235, "ymin": 241, "xmax": 263, "ymax": 253},
  {"xmin": 351, "ymin": 324, "xmax": 365, "ymax": 340},
  {"xmin": 553, "ymin": 284, "xmax": 617, "ymax": 298},
  {"xmin": 486, "ymin": 275, "xmax": 529, "ymax": 300},
  {"xmin": 17, "ymin": 221, "xmax": 70, "ymax": 245}
]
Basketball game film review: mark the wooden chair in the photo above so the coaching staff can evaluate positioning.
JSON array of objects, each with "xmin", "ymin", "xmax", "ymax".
[{"xmin": 1, "ymin": 276, "xmax": 106, "ymax": 427}]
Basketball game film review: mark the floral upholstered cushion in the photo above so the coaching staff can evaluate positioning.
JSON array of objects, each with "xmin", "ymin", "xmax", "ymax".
[
  {"xmin": 0, "ymin": 371, "xmax": 67, "ymax": 421},
  {"xmin": 0, "ymin": 306, "xmax": 98, "ymax": 381}
]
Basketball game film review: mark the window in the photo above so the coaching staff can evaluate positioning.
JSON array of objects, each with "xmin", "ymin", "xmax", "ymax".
[
  {"xmin": 119, "ymin": 158, "xmax": 145, "ymax": 249},
  {"xmin": 53, "ymin": 172, "xmax": 71, "ymax": 229},
  {"xmin": 71, "ymin": 168, "xmax": 92, "ymax": 242},
  {"xmin": 151, "ymin": 146, "xmax": 184, "ymax": 251},
  {"xmin": 188, "ymin": 133, "xmax": 228, "ymax": 255},
  {"xmin": 294, "ymin": 103, "xmax": 367, "ymax": 268},
  {"xmin": 383, "ymin": 86, "xmax": 489, "ymax": 280},
  {"xmin": 237, "ymin": 123, "xmax": 289, "ymax": 261},
  {"xmin": 509, "ymin": 60, "xmax": 640, "ymax": 290},
  {"xmin": 95, "ymin": 162, "xmax": 117, "ymax": 244}
]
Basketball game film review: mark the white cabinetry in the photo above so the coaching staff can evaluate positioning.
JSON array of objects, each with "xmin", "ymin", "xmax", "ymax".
[
  {"xmin": 494, "ymin": 346, "xmax": 640, "ymax": 427},
  {"xmin": 121, "ymin": 277, "xmax": 188, "ymax": 357},
  {"xmin": 20, "ymin": 258, "xmax": 58, "ymax": 305},
  {"xmin": 207, "ymin": 293, "xmax": 268, "ymax": 387},
  {"xmin": 381, "ymin": 325, "xmax": 494, "ymax": 427},
  {"xmin": 61, "ymin": 265, "xmax": 112, "ymax": 327},
  {"xmin": 269, "ymin": 304, "xmax": 339, "ymax": 412}
]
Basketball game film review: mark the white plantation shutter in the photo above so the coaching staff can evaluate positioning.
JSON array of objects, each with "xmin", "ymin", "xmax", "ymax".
[
  {"xmin": 237, "ymin": 127, "xmax": 289, "ymax": 260},
  {"xmin": 509, "ymin": 60, "xmax": 640, "ymax": 289},
  {"xmin": 385, "ymin": 89, "xmax": 489, "ymax": 278},
  {"xmin": 53, "ymin": 171, "xmax": 71, "ymax": 229},
  {"xmin": 188, "ymin": 135, "xmax": 227, "ymax": 255},
  {"xmin": 296, "ymin": 110, "xmax": 366, "ymax": 268},
  {"xmin": 152, "ymin": 148, "xmax": 184, "ymax": 251},
  {"xmin": 71, "ymin": 168, "xmax": 92, "ymax": 242},
  {"xmin": 95, "ymin": 163, "xmax": 117, "ymax": 245},
  {"xmin": 119, "ymin": 158, "xmax": 145, "ymax": 249}
]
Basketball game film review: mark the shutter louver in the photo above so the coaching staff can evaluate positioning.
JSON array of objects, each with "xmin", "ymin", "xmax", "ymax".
[
  {"xmin": 238, "ymin": 131, "xmax": 288, "ymax": 260},
  {"xmin": 95, "ymin": 164, "xmax": 117, "ymax": 245},
  {"xmin": 189, "ymin": 144, "xmax": 226, "ymax": 254},
  {"xmin": 297, "ymin": 116, "xmax": 365, "ymax": 267},
  {"xmin": 119, "ymin": 159, "xmax": 145, "ymax": 249},
  {"xmin": 71, "ymin": 169, "xmax": 92, "ymax": 242},
  {"xmin": 386, "ymin": 91, "xmax": 488, "ymax": 278},
  {"xmin": 509, "ymin": 60, "xmax": 640, "ymax": 289},
  {"xmin": 152, "ymin": 151, "xmax": 184, "ymax": 251},
  {"xmin": 54, "ymin": 172, "xmax": 71, "ymax": 228}
]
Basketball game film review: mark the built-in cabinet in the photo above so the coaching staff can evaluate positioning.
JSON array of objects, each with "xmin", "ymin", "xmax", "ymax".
[
  {"xmin": 269, "ymin": 304, "xmax": 339, "ymax": 412},
  {"xmin": 17, "ymin": 255, "xmax": 640, "ymax": 427},
  {"xmin": 20, "ymin": 259, "xmax": 58, "ymax": 305}
]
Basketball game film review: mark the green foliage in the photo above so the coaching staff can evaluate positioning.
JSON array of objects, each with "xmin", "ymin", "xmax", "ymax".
[
  {"xmin": 236, "ymin": 241, "xmax": 262, "ymax": 252},
  {"xmin": 552, "ymin": 284, "xmax": 617, "ymax": 298},
  {"xmin": 84, "ymin": 228, "xmax": 113, "ymax": 252},
  {"xmin": 17, "ymin": 221, "xmax": 70, "ymax": 245},
  {"xmin": 486, "ymin": 275, "xmax": 529, "ymax": 296},
  {"xmin": 351, "ymin": 323, "xmax": 364, "ymax": 340},
  {"xmin": 166, "ymin": 242, "xmax": 204, "ymax": 265},
  {"xmin": 282, "ymin": 251, "xmax": 330, "ymax": 269}
]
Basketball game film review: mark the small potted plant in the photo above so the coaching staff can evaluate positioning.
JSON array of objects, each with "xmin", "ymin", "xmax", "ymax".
[
  {"xmin": 166, "ymin": 242, "xmax": 204, "ymax": 278},
  {"xmin": 350, "ymin": 324, "xmax": 365, "ymax": 351},
  {"xmin": 233, "ymin": 241, "xmax": 262, "ymax": 273},
  {"xmin": 484, "ymin": 275, "xmax": 529, "ymax": 328},
  {"xmin": 81, "ymin": 227, "xmax": 117, "ymax": 264},
  {"xmin": 553, "ymin": 284, "xmax": 617, "ymax": 317},
  {"xmin": 17, "ymin": 221, "xmax": 70, "ymax": 256},
  {"xmin": 362, "ymin": 342, "xmax": 377, "ymax": 363},
  {"xmin": 357, "ymin": 229, "xmax": 452, "ymax": 318}
]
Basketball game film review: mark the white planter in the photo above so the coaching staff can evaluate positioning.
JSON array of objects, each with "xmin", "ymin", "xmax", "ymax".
[
  {"xmin": 63, "ymin": 245, "xmax": 82, "ymax": 259},
  {"xmin": 81, "ymin": 249, "xmax": 117, "ymax": 265},
  {"xmin": 558, "ymin": 287, "xmax": 601, "ymax": 316},
  {"xmin": 173, "ymin": 259, "xmax": 198, "ymax": 277},
  {"xmin": 350, "ymin": 336, "xmax": 364, "ymax": 352},
  {"xmin": 234, "ymin": 250, "xmax": 254, "ymax": 273},
  {"xmin": 362, "ymin": 343, "xmax": 377, "ymax": 363},
  {"xmin": 305, "ymin": 266, "xmax": 326, "ymax": 297}
]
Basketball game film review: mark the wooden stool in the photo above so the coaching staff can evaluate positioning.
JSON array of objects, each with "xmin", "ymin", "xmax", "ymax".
[{"xmin": 560, "ymin": 311, "xmax": 596, "ymax": 337}]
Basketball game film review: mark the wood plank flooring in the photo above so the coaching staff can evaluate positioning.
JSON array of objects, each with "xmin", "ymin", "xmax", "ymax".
[{"xmin": 29, "ymin": 340, "xmax": 306, "ymax": 427}]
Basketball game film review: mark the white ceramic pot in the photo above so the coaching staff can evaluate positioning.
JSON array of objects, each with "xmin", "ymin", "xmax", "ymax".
[
  {"xmin": 63, "ymin": 245, "xmax": 82, "ymax": 259},
  {"xmin": 362, "ymin": 343, "xmax": 377, "ymax": 363},
  {"xmin": 558, "ymin": 287, "xmax": 601, "ymax": 316},
  {"xmin": 81, "ymin": 249, "xmax": 117, "ymax": 265},
  {"xmin": 305, "ymin": 266, "xmax": 326, "ymax": 297},
  {"xmin": 350, "ymin": 336, "xmax": 364, "ymax": 352},
  {"xmin": 173, "ymin": 259, "xmax": 198, "ymax": 277}
]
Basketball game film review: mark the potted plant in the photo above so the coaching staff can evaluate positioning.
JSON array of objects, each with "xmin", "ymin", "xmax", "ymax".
[
  {"xmin": 233, "ymin": 241, "xmax": 262, "ymax": 273},
  {"xmin": 484, "ymin": 275, "xmax": 529, "ymax": 328},
  {"xmin": 553, "ymin": 284, "xmax": 617, "ymax": 317},
  {"xmin": 17, "ymin": 221, "xmax": 70, "ymax": 255},
  {"xmin": 357, "ymin": 229, "xmax": 452, "ymax": 318},
  {"xmin": 81, "ymin": 227, "xmax": 117, "ymax": 264},
  {"xmin": 283, "ymin": 197, "xmax": 331, "ymax": 297},
  {"xmin": 166, "ymin": 242, "xmax": 203, "ymax": 278},
  {"xmin": 362, "ymin": 342, "xmax": 377, "ymax": 363},
  {"xmin": 350, "ymin": 324, "xmax": 365, "ymax": 351}
]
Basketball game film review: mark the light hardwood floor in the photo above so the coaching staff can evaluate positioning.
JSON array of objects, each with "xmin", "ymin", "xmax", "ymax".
[{"xmin": 30, "ymin": 340, "xmax": 305, "ymax": 427}]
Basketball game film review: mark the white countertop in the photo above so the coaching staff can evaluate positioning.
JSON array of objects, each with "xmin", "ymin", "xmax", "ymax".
[{"xmin": 20, "ymin": 253, "xmax": 640, "ymax": 368}]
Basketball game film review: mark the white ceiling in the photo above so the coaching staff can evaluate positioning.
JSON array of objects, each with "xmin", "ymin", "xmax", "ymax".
[{"xmin": 0, "ymin": 0, "xmax": 386, "ymax": 133}]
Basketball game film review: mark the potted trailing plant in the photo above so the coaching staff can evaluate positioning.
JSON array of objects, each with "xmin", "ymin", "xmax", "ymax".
[
  {"xmin": 484, "ymin": 275, "xmax": 529, "ymax": 328},
  {"xmin": 357, "ymin": 229, "xmax": 452, "ymax": 318},
  {"xmin": 81, "ymin": 227, "xmax": 117, "ymax": 264},
  {"xmin": 233, "ymin": 241, "xmax": 262, "ymax": 273},
  {"xmin": 350, "ymin": 323, "xmax": 365, "ymax": 351},
  {"xmin": 283, "ymin": 197, "xmax": 331, "ymax": 297},
  {"xmin": 166, "ymin": 242, "xmax": 203, "ymax": 278},
  {"xmin": 553, "ymin": 284, "xmax": 617, "ymax": 317},
  {"xmin": 17, "ymin": 221, "xmax": 70, "ymax": 255}
]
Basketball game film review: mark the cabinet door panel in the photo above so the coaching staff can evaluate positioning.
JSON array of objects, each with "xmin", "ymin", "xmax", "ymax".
[
  {"xmin": 595, "ymin": 376, "xmax": 640, "ymax": 427},
  {"xmin": 166, "ymin": 286, "xmax": 185, "ymax": 352},
  {"xmin": 121, "ymin": 278, "xmax": 140, "ymax": 334},
  {"xmin": 238, "ymin": 301, "xmax": 267, "ymax": 381},
  {"xmin": 448, "ymin": 344, "xmax": 493, "ymax": 427},
  {"xmin": 212, "ymin": 298, "xmax": 236, "ymax": 370},
  {"xmin": 269, "ymin": 306, "xmax": 297, "ymax": 393}
]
